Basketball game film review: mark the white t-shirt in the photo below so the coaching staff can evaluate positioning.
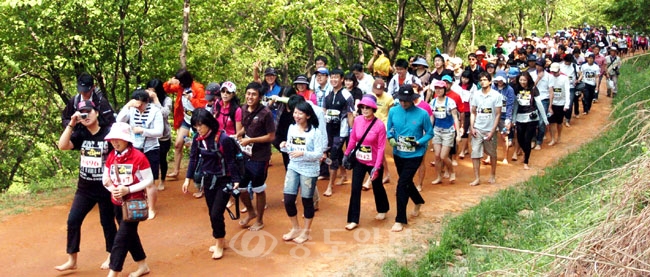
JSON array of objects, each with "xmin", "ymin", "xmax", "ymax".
[
  {"xmin": 580, "ymin": 63, "xmax": 600, "ymax": 86},
  {"xmin": 559, "ymin": 62, "xmax": 580, "ymax": 88}
]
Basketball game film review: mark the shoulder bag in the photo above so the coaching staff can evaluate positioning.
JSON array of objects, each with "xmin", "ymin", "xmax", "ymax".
[{"xmin": 343, "ymin": 118, "xmax": 378, "ymax": 170}]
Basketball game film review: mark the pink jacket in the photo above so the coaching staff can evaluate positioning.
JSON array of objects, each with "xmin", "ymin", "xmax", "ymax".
[{"xmin": 345, "ymin": 115, "xmax": 387, "ymax": 168}]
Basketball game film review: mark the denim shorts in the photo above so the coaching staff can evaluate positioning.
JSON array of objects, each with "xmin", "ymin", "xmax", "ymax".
[{"xmin": 283, "ymin": 169, "xmax": 316, "ymax": 198}]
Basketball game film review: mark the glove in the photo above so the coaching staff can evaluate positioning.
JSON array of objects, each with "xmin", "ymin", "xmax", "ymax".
[
  {"xmin": 407, "ymin": 140, "xmax": 418, "ymax": 147},
  {"xmin": 342, "ymin": 155, "xmax": 349, "ymax": 166},
  {"xmin": 389, "ymin": 138, "xmax": 398, "ymax": 147},
  {"xmin": 370, "ymin": 167, "xmax": 380, "ymax": 181}
]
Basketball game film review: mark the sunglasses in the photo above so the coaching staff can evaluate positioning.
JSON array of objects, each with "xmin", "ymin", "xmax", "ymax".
[
  {"xmin": 221, "ymin": 90, "xmax": 234, "ymax": 94},
  {"xmin": 359, "ymin": 105, "xmax": 373, "ymax": 110}
]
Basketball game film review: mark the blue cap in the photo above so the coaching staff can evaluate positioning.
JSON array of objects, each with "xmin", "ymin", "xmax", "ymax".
[
  {"xmin": 316, "ymin": 67, "xmax": 329, "ymax": 75},
  {"xmin": 441, "ymin": 75, "xmax": 453, "ymax": 83},
  {"xmin": 508, "ymin": 67, "xmax": 520, "ymax": 79}
]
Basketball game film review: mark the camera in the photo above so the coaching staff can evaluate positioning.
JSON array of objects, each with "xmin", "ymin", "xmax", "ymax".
[
  {"xmin": 223, "ymin": 183, "xmax": 240, "ymax": 196},
  {"xmin": 529, "ymin": 112, "xmax": 538, "ymax": 120},
  {"xmin": 80, "ymin": 113, "xmax": 89, "ymax": 120},
  {"xmin": 183, "ymin": 88, "xmax": 193, "ymax": 95}
]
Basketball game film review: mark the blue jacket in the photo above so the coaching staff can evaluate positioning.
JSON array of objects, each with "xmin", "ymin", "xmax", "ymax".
[{"xmin": 386, "ymin": 104, "xmax": 433, "ymax": 158}]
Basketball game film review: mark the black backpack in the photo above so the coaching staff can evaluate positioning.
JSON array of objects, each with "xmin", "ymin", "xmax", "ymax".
[{"xmin": 213, "ymin": 130, "xmax": 246, "ymax": 178}]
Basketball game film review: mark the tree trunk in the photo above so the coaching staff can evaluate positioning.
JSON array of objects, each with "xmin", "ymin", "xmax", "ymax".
[
  {"xmin": 471, "ymin": 18, "xmax": 476, "ymax": 48},
  {"xmin": 518, "ymin": 8, "xmax": 525, "ymax": 37},
  {"xmin": 425, "ymin": 38, "xmax": 432, "ymax": 62},
  {"xmin": 180, "ymin": 0, "xmax": 190, "ymax": 70},
  {"xmin": 305, "ymin": 26, "xmax": 315, "ymax": 75},
  {"xmin": 357, "ymin": 41, "xmax": 364, "ymax": 64},
  {"xmin": 118, "ymin": 1, "xmax": 130, "ymax": 102}
]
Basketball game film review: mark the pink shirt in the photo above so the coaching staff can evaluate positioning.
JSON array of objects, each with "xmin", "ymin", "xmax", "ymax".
[
  {"xmin": 415, "ymin": 99, "xmax": 433, "ymax": 116},
  {"xmin": 214, "ymin": 100, "xmax": 242, "ymax": 136},
  {"xmin": 345, "ymin": 116, "xmax": 387, "ymax": 168},
  {"xmin": 298, "ymin": 89, "xmax": 318, "ymax": 106},
  {"xmin": 594, "ymin": 54, "xmax": 607, "ymax": 74}
]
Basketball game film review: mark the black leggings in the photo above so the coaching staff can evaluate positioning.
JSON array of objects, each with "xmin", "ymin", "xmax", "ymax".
[
  {"xmin": 158, "ymin": 139, "xmax": 171, "ymax": 181},
  {"xmin": 516, "ymin": 121, "xmax": 538, "ymax": 164}
]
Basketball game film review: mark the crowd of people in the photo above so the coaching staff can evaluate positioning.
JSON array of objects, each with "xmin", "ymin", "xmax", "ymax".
[{"xmin": 53, "ymin": 23, "xmax": 642, "ymax": 275}]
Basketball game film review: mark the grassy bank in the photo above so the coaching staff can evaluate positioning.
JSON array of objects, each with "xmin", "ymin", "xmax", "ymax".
[{"xmin": 383, "ymin": 54, "xmax": 650, "ymax": 276}]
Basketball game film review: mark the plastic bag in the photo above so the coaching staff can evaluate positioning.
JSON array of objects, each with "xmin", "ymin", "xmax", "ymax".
[{"xmin": 606, "ymin": 78, "xmax": 614, "ymax": 90}]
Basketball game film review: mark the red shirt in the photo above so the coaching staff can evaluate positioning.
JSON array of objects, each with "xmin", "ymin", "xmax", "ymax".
[{"xmin": 446, "ymin": 90, "xmax": 465, "ymax": 113}]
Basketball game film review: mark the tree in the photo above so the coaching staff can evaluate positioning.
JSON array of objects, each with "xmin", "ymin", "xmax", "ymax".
[{"xmin": 415, "ymin": 0, "xmax": 473, "ymax": 56}]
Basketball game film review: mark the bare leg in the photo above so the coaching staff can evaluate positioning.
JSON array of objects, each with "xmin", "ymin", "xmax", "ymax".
[
  {"xmin": 431, "ymin": 144, "xmax": 443, "ymax": 184},
  {"xmin": 54, "ymin": 253, "xmax": 77, "ymax": 271},
  {"xmin": 335, "ymin": 168, "xmax": 348, "ymax": 185},
  {"xmin": 238, "ymin": 191, "xmax": 257, "ymax": 227},
  {"xmin": 557, "ymin": 123, "xmax": 563, "ymax": 143},
  {"xmin": 282, "ymin": 216, "xmax": 301, "ymax": 241},
  {"xmin": 293, "ymin": 218, "xmax": 312, "ymax": 244},
  {"xmin": 324, "ymin": 168, "xmax": 337, "ymax": 196},
  {"xmin": 502, "ymin": 134, "xmax": 510, "ymax": 164},
  {"xmin": 489, "ymin": 153, "xmax": 497, "ymax": 184},
  {"xmin": 470, "ymin": 158, "xmax": 481, "ymax": 186},
  {"xmin": 440, "ymin": 146, "xmax": 454, "ymax": 183},
  {"xmin": 248, "ymin": 192, "xmax": 266, "ymax": 231},
  {"xmin": 548, "ymin": 123, "xmax": 557, "ymax": 145},
  {"xmin": 382, "ymin": 157, "xmax": 391, "ymax": 184},
  {"xmin": 417, "ymin": 158, "xmax": 426, "ymax": 189},
  {"xmin": 146, "ymin": 183, "xmax": 157, "ymax": 220},
  {"xmin": 169, "ymin": 128, "xmax": 189, "ymax": 178},
  {"xmin": 211, "ymin": 238, "xmax": 225, "ymax": 259}
]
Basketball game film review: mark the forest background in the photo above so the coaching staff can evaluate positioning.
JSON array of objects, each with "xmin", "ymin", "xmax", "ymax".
[{"xmin": 0, "ymin": 0, "xmax": 645, "ymax": 192}]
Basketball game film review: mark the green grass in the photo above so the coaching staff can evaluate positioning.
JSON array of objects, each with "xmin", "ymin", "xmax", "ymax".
[{"xmin": 382, "ymin": 54, "xmax": 650, "ymax": 276}]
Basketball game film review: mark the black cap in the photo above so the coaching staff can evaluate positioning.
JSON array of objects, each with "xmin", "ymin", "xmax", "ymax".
[{"xmin": 77, "ymin": 73, "xmax": 94, "ymax": 93}]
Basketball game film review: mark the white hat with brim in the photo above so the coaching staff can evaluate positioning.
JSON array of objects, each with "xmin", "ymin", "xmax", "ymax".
[
  {"xmin": 105, "ymin": 122, "xmax": 135, "ymax": 144},
  {"xmin": 411, "ymin": 57, "xmax": 429, "ymax": 68}
]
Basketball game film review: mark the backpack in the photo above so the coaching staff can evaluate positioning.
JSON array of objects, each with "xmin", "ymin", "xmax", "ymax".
[{"xmin": 213, "ymin": 130, "xmax": 246, "ymax": 178}]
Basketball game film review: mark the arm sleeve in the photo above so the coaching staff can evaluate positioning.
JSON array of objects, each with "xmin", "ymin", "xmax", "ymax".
[
  {"xmin": 506, "ymin": 87, "xmax": 515, "ymax": 121},
  {"xmin": 130, "ymin": 167, "xmax": 153, "ymax": 193},
  {"xmin": 115, "ymin": 106, "xmax": 131, "ymax": 123},
  {"xmin": 418, "ymin": 112, "xmax": 434, "ymax": 145},
  {"xmin": 141, "ymin": 110, "xmax": 164, "ymax": 138},
  {"xmin": 374, "ymin": 123, "xmax": 387, "ymax": 168},
  {"xmin": 345, "ymin": 118, "xmax": 360, "ymax": 156},
  {"xmin": 185, "ymin": 137, "xmax": 200, "ymax": 179}
]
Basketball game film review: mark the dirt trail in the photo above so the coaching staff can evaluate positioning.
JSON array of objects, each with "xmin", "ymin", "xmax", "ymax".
[{"xmin": 0, "ymin": 78, "xmax": 615, "ymax": 277}]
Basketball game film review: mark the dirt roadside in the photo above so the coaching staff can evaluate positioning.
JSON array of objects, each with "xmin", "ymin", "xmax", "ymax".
[{"xmin": 0, "ymin": 78, "xmax": 615, "ymax": 277}]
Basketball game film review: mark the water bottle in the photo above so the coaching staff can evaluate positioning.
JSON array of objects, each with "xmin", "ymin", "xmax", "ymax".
[
  {"xmin": 501, "ymin": 127, "xmax": 508, "ymax": 134},
  {"xmin": 183, "ymin": 136, "xmax": 192, "ymax": 147}
]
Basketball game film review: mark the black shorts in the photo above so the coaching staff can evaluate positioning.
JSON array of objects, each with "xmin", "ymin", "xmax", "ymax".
[{"xmin": 549, "ymin": 105, "xmax": 565, "ymax": 124}]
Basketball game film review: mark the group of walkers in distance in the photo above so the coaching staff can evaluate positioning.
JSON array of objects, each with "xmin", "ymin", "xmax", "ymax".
[{"xmin": 53, "ymin": 23, "xmax": 642, "ymax": 276}]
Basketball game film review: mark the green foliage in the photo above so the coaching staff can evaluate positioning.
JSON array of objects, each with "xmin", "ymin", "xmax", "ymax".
[
  {"xmin": 383, "ymin": 54, "xmax": 650, "ymax": 275},
  {"xmin": 604, "ymin": 0, "xmax": 650, "ymax": 33}
]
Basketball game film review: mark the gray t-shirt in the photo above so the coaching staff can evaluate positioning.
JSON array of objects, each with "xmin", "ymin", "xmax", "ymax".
[{"xmin": 470, "ymin": 89, "xmax": 503, "ymax": 132}]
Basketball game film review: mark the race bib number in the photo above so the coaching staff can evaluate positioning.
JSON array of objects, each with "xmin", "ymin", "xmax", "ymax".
[
  {"xmin": 517, "ymin": 93, "xmax": 531, "ymax": 106},
  {"xmin": 239, "ymin": 136, "xmax": 254, "ymax": 156},
  {"xmin": 477, "ymin": 108, "xmax": 493, "ymax": 123},
  {"xmin": 325, "ymin": 109, "xmax": 341, "ymax": 124},
  {"xmin": 80, "ymin": 147, "xmax": 103, "ymax": 168},
  {"xmin": 501, "ymin": 99, "xmax": 507, "ymax": 113},
  {"xmin": 433, "ymin": 106, "xmax": 447, "ymax": 119},
  {"xmin": 553, "ymin": 87, "xmax": 562, "ymax": 99},
  {"xmin": 397, "ymin": 136, "xmax": 416, "ymax": 152},
  {"xmin": 584, "ymin": 71, "xmax": 596, "ymax": 83},
  {"xmin": 356, "ymin": 145, "xmax": 372, "ymax": 161},
  {"xmin": 289, "ymin": 136, "xmax": 307, "ymax": 152},
  {"xmin": 112, "ymin": 164, "xmax": 134, "ymax": 185}
]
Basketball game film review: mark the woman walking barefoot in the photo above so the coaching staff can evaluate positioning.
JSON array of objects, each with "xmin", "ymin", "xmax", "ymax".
[
  {"xmin": 55, "ymin": 100, "xmax": 116, "ymax": 272},
  {"xmin": 103, "ymin": 122, "xmax": 152, "ymax": 277},
  {"xmin": 280, "ymin": 102, "xmax": 327, "ymax": 243},
  {"xmin": 182, "ymin": 108, "xmax": 242, "ymax": 259}
]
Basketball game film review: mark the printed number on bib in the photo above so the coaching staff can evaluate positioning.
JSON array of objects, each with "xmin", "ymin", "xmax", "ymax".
[
  {"xmin": 553, "ymin": 87, "xmax": 562, "ymax": 99},
  {"xmin": 397, "ymin": 136, "xmax": 416, "ymax": 152},
  {"xmin": 356, "ymin": 145, "xmax": 372, "ymax": 161},
  {"xmin": 112, "ymin": 164, "xmax": 134, "ymax": 185},
  {"xmin": 239, "ymin": 136, "xmax": 254, "ymax": 156},
  {"xmin": 289, "ymin": 136, "xmax": 307, "ymax": 152},
  {"xmin": 477, "ymin": 107, "xmax": 493, "ymax": 122}
]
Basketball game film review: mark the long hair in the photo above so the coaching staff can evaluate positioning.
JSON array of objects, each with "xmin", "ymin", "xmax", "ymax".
[
  {"xmin": 294, "ymin": 101, "xmax": 319, "ymax": 131},
  {"xmin": 214, "ymin": 91, "xmax": 241, "ymax": 125},
  {"xmin": 516, "ymin": 71, "xmax": 539, "ymax": 96},
  {"xmin": 146, "ymin": 79, "xmax": 168, "ymax": 104}
]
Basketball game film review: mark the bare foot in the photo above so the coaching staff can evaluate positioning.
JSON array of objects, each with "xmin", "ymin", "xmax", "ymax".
[
  {"xmin": 449, "ymin": 173, "xmax": 456, "ymax": 184},
  {"xmin": 238, "ymin": 214, "xmax": 257, "ymax": 228},
  {"xmin": 211, "ymin": 246, "xmax": 224, "ymax": 260},
  {"xmin": 488, "ymin": 176, "xmax": 496, "ymax": 184},
  {"xmin": 443, "ymin": 171, "xmax": 450, "ymax": 179},
  {"xmin": 548, "ymin": 140, "xmax": 556, "ymax": 146},
  {"xmin": 128, "ymin": 263, "xmax": 150, "ymax": 277},
  {"xmin": 344, "ymin": 222, "xmax": 358, "ymax": 230},
  {"xmin": 362, "ymin": 179, "xmax": 371, "ymax": 191},
  {"xmin": 240, "ymin": 207, "xmax": 248, "ymax": 213},
  {"xmin": 410, "ymin": 204, "xmax": 422, "ymax": 217},
  {"xmin": 282, "ymin": 228, "xmax": 301, "ymax": 241},
  {"xmin": 54, "ymin": 259, "xmax": 77, "ymax": 271},
  {"xmin": 375, "ymin": 213, "xmax": 386, "ymax": 220},
  {"xmin": 147, "ymin": 209, "xmax": 156, "ymax": 220},
  {"xmin": 415, "ymin": 185, "xmax": 422, "ymax": 192},
  {"xmin": 100, "ymin": 254, "xmax": 110, "ymax": 270},
  {"xmin": 323, "ymin": 186, "xmax": 332, "ymax": 197},
  {"xmin": 293, "ymin": 231, "xmax": 311, "ymax": 244},
  {"xmin": 248, "ymin": 222, "xmax": 265, "ymax": 231},
  {"xmin": 226, "ymin": 199, "xmax": 233, "ymax": 208},
  {"xmin": 193, "ymin": 191, "xmax": 204, "ymax": 198},
  {"xmin": 157, "ymin": 182, "xmax": 165, "ymax": 191},
  {"xmin": 469, "ymin": 179, "xmax": 480, "ymax": 186},
  {"xmin": 502, "ymin": 158, "xmax": 508, "ymax": 165},
  {"xmin": 523, "ymin": 164, "xmax": 530, "ymax": 170},
  {"xmin": 431, "ymin": 178, "xmax": 442, "ymax": 185},
  {"xmin": 335, "ymin": 175, "xmax": 347, "ymax": 185},
  {"xmin": 391, "ymin": 222, "xmax": 404, "ymax": 232}
]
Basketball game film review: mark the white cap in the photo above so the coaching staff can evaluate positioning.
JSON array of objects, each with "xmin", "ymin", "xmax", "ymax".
[{"xmin": 549, "ymin": 62, "xmax": 561, "ymax": 73}]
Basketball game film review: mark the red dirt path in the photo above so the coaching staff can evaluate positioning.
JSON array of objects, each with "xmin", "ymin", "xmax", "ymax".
[{"xmin": 0, "ymin": 82, "xmax": 614, "ymax": 277}]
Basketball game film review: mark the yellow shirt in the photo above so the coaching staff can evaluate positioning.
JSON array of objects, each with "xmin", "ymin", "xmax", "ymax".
[{"xmin": 373, "ymin": 92, "xmax": 394, "ymax": 124}]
